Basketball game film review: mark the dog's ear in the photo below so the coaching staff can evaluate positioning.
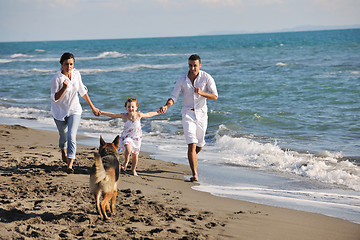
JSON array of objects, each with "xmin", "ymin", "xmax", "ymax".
[
  {"xmin": 113, "ymin": 135, "xmax": 120, "ymax": 148},
  {"xmin": 100, "ymin": 136, "xmax": 105, "ymax": 147}
]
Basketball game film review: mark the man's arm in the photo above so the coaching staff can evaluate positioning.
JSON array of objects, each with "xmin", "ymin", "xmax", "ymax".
[
  {"xmin": 158, "ymin": 98, "xmax": 174, "ymax": 114},
  {"xmin": 194, "ymin": 87, "xmax": 218, "ymax": 100}
]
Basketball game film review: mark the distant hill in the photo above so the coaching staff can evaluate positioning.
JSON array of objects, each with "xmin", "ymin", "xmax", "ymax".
[
  {"xmin": 277, "ymin": 24, "xmax": 360, "ymax": 32},
  {"xmin": 201, "ymin": 24, "xmax": 360, "ymax": 36}
]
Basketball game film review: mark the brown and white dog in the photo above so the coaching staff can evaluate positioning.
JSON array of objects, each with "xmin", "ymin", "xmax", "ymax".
[{"xmin": 90, "ymin": 135, "xmax": 120, "ymax": 220}]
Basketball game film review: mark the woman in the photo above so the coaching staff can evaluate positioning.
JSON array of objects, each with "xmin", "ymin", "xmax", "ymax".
[{"xmin": 51, "ymin": 52, "xmax": 100, "ymax": 173}]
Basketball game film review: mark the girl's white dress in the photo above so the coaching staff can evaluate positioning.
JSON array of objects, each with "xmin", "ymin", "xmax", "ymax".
[{"xmin": 118, "ymin": 113, "xmax": 142, "ymax": 155}]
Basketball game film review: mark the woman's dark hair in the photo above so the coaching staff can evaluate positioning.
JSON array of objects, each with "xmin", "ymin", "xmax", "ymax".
[
  {"xmin": 188, "ymin": 54, "xmax": 201, "ymax": 63},
  {"xmin": 60, "ymin": 52, "xmax": 75, "ymax": 64}
]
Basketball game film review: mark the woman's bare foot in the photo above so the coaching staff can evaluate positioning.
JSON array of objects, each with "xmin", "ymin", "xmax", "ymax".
[
  {"xmin": 132, "ymin": 170, "xmax": 138, "ymax": 176},
  {"xmin": 61, "ymin": 149, "xmax": 67, "ymax": 163},
  {"xmin": 67, "ymin": 158, "xmax": 74, "ymax": 169}
]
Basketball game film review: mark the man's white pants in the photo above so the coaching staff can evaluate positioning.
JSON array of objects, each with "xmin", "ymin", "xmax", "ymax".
[{"xmin": 182, "ymin": 110, "xmax": 207, "ymax": 148}]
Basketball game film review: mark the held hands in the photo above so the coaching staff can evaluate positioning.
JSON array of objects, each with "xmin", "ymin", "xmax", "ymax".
[
  {"xmin": 158, "ymin": 105, "xmax": 167, "ymax": 114},
  {"xmin": 92, "ymin": 107, "xmax": 101, "ymax": 116},
  {"xmin": 158, "ymin": 99, "xmax": 174, "ymax": 114}
]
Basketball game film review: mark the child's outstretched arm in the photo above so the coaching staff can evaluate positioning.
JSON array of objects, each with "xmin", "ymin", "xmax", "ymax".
[
  {"xmin": 139, "ymin": 111, "xmax": 160, "ymax": 119},
  {"xmin": 101, "ymin": 111, "xmax": 125, "ymax": 119}
]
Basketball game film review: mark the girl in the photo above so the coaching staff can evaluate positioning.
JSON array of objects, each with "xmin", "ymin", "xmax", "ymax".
[{"xmin": 100, "ymin": 98, "xmax": 160, "ymax": 176}]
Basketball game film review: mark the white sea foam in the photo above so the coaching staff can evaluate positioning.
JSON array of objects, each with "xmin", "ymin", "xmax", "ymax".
[
  {"xmin": 0, "ymin": 51, "xmax": 126, "ymax": 64},
  {"xmin": 79, "ymin": 63, "xmax": 181, "ymax": 74},
  {"xmin": 11, "ymin": 53, "xmax": 33, "ymax": 58},
  {"xmin": 0, "ymin": 51, "xmax": 186, "ymax": 65},
  {"xmin": 0, "ymin": 57, "xmax": 58, "ymax": 63},
  {"xmin": 135, "ymin": 53, "xmax": 188, "ymax": 57},
  {"xmin": 209, "ymin": 109, "xmax": 231, "ymax": 115},
  {"xmin": 78, "ymin": 51, "xmax": 128, "ymax": 61},
  {"xmin": 0, "ymin": 106, "xmax": 50, "ymax": 119},
  {"xmin": 0, "ymin": 59, "xmax": 12, "ymax": 63},
  {"xmin": 193, "ymin": 184, "xmax": 360, "ymax": 223},
  {"xmin": 194, "ymin": 185, "xmax": 360, "ymax": 208},
  {"xmin": 0, "ymin": 68, "xmax": 55, "ymax": 76},
  {"xmin": 31, "ymin": 68, "xmax": 54, "ymax": 73},
  {"xmin": 276, "ymin": 62, "xmax": 287, "ymax": 66},
  {"xmin": 0, "ymin": 63, "xmax": 178, "ymax": 76},
  {"xmin": 0, "ymin": 51, "xmax": 185, "ymax": 64},
  {"xmin": 211, "ymin": 135, "xmax": 360, "ymax": 191}
]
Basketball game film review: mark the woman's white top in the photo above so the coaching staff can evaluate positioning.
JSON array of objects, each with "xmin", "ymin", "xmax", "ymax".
[{"xmin": 50, "ymin": 68, "xmax": 88, "ymax": 121}]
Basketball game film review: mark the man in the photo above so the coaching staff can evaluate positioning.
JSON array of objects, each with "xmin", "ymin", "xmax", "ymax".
[{"xmin": 159, "ymin": 54, "xmax": 218, "ymax": 182}]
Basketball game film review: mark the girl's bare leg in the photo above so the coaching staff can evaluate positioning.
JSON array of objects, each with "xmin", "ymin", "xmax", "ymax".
[
  {"xmin": 122, "ymin": 144, "xmax": 132, "ymax": 171},
  {"xmin": 131, "ymin": 154, "xmax": 139, "ymax": 176}
]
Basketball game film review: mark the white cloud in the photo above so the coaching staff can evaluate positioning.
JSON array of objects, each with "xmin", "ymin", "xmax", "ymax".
[
  {"xmin": 199, "ymin": 0, "xmax": 284, "ymax": 6},
  {"xmin": 28, "ymin": 0, "xmax": 80, "ymax": 8},
  {"xmin": 312, "ymin": 0, "xmax": 360, "ymax": 10}
]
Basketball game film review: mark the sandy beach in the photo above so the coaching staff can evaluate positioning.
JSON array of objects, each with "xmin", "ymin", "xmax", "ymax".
[{"xmin": 0, "ymin": 124, "xmax": 359, "ymax": 239}]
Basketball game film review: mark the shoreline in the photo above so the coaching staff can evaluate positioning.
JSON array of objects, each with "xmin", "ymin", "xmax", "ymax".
[{"xmin": 0, "ymin": 124, "xmax": 359, "ymax": 239}]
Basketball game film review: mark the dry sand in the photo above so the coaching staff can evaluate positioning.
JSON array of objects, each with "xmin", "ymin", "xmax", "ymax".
[{"xmin": 0, "ymin": 124, "xmax": 359, "ymax": 239}]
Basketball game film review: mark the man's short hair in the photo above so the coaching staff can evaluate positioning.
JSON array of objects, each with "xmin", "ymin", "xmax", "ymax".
[{"xmin": 189, "ymin": 54, "xmax": 201, "ymax": 63}]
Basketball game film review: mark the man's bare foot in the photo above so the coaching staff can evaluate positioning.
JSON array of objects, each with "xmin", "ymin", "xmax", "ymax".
[
  {"xmin": 132, "ymin": 170, "xmax": 138, "ymax": 176},
  {"xmin": 121, "ymin": 165, "xmax": 127, "ymax": 171},
  {"xmin": 190, "ymin": 176, "xmax": 198, "ymax": 182}
]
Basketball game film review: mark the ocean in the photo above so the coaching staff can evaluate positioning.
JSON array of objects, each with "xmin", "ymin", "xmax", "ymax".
[{"xmin": 1, "ymin": 29, "xmax": 359, "ymax": 224}]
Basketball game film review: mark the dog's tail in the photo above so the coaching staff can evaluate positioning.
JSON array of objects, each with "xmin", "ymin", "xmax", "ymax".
[{"xmin": 93, "ymin": 152, "xmax": 107, "ymax": 184}]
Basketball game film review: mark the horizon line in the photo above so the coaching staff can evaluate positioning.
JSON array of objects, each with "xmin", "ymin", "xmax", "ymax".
[{"xmin": 1, "ymin": 25, "xmax": 359, "ymax": 44}]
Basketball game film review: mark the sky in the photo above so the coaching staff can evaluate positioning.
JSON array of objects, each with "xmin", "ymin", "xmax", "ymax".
[{"xmin": 0, "ymin": 0, "xmax": 359, "ymax": 42}]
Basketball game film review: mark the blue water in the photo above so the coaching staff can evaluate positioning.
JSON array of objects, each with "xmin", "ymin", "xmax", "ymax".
[{"xmin": 1, "ymin": 29, "xmax": 360, "ymax": 223}]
